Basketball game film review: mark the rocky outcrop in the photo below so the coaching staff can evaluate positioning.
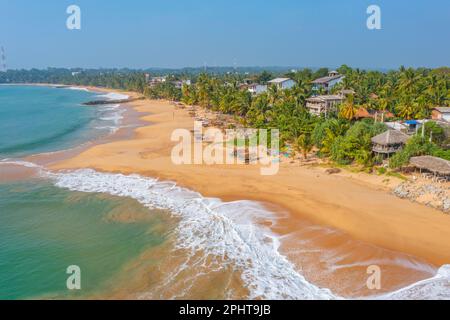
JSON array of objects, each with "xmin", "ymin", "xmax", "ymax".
[
  {"xmin": 393, "ymin": 181, "xmax": 450, "ymax": 213},
  {"xmin": 83, "ymin": 97, "xmax": 144, "ymax": 106}
]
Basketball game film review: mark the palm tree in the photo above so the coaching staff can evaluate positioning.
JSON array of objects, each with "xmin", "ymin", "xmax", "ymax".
[
  {"xmin": 267, "ymin": 85, "xmax": 280, "ymax": 105},
  {"xmin": 339, "ymin": 95, "xmax": 358, "ymax": 120},
  {"xmin": 396, "ymin": 101, "xmax": 416, "ymax": 120},
  {"xmin": 294, "ymin": 134, "xmax": 313, "ymax": 160},
  {"xmin": 398, "ymin": 68, "xmax": 419, "ymax": 95}
]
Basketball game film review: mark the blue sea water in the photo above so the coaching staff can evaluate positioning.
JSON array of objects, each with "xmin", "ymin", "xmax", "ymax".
[
  {"xmin": 0, "ymin": 85, "xmax": 113, "ymax": 158},
  {"xmin": 0, "ymin": 85, "xmax": 168, "ymax": 299},
  {"xmin": 1, "ymin": 86, "xmax": 448, "ymax": 300}
]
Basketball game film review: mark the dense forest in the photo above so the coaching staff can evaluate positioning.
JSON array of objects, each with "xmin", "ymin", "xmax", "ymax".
[{"xmin": 1, "ymin": 66, "xmax": 449, "ymax": 170}]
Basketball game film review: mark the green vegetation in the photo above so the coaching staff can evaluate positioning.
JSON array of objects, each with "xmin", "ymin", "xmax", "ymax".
[
  {"xmin": 1, "ymin": 65, "xmax": 449, "ymax": 171},
  {"xmin": 335, "ymin": 65, "xmax": 450, "ymax": 119},
  {"xmin": 389, "ymin": 133, "xmax": 450, "ymax": 169},
  {"xmin": 330, "ymin": 121, "xmax": 387, "ymax": 166}
]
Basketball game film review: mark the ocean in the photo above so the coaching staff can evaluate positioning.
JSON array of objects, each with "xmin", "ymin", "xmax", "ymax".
[
  {"xmin": 0, "ymin": 85, "xmax": 449, "ymax": 300},
  {"xmin": 0, "ymin": 85, "xmax": 167, "ymax": 299}
]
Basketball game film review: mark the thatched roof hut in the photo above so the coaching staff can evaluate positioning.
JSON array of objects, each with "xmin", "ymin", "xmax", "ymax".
[
  {"xmin": 371, "ymin": 130, "xmax": 410, "ymax": 155},
  {"xmin": 371, "ymin": 130, "xmax": 410, "ymax": 146},
  {"xmin": 410, "ymin": 156, "xmax": 450, "ymax": 176}
]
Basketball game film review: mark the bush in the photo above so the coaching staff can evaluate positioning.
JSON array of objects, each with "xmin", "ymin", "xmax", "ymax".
[
  {"xmin": 424, "ymin": 122, "xmax": 445, "ymax": 146},
  {"xmin": 312, "ymin": 119, "xmax": 350, "ymax": 156},
  {"xmin": 328, "ymin": 121, "xmax": 387, "ymax": 166},
  {"xmin": 432, "ymin": 148, "xmax": 450, "ymax": 161},
  {"xmin": 389, "ymin": 135, "xmax": 437, "ymax": 169}
]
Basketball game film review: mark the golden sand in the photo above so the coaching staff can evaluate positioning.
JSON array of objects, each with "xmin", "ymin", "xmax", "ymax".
[{"xmin": 49, "ymin": 93, "xmax": 450, "ymax": 271}]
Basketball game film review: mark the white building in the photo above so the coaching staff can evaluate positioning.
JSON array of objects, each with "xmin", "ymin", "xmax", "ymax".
[
  {"xmin": 248, "ymin": 83, "xmax": 267, "ymax": 95},
  {"xmin": 306, "ymin": 95, "xmax": 345, "ymax": 117},
  {"xmin": 432, "ymin": 107, "xmax": 450, "ymax": 122},
  {"xmin": 312, "ymin": 71, "xmax": 344, "ymax": 92},
  {"xmin": 148, "ymin": 76, "xmax": 167, "ymax": 87},
  {"xmin": 173, "ymin": 79, "xmax": 192, "ymax": 89},
  {"xmin": 267, "ymin": 78, "xmax": 296, "ymax": 90}
]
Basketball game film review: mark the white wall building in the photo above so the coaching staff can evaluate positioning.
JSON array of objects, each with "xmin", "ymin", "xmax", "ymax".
[
  {"xmin": 311, "ymin": 71, "xmax": 345, "ymax": 92},
  {"xmin": 432, "ymin": 108, "xmax": 450, "ymax": 122},
  {"xmin": 248, "ymin": 83, "xmax": 268, "ymax": 95},
  {"xmin": 306, "ymin": 95, "xmax": 345, "ymax": 117},
  {"xmin": 267, "ymin": 78, "xmax": 296, "ymax": 90}
]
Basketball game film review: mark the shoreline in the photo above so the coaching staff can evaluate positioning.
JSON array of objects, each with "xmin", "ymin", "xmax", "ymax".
[
  {"xmin": 1, "ymin": 84, "xmax": 145, "ymax": 168},
  {"xmin": 48, "ymin": 94, "xmax": 450, "ymax": 266},
  {"xmin": 3, "ymin": 84, "xmax": 449, "ymax": 298}
]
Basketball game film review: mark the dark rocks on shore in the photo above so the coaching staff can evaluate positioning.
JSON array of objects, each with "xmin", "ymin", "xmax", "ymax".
[
  {"xmin": 83, "ymin": 97, "xmax": 145, "ymax": 106},
  {"xmin": 325, "ymin": 168, "xmax": 341, "ymax": 175},
  {"xmin": 393, "ymin": 181, "xmax": 450, "ymax": 213}
]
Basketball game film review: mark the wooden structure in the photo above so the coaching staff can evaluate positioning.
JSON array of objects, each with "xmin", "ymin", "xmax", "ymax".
[
  {"xmin": 371, "ymin": 130, "xmax": 410, "ymax": 156},
  {"xmin": 410, "ymin": 156, "xmax": 450, "ymax": 177}
]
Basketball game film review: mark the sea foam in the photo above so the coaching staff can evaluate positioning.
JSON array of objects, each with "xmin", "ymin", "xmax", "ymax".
[
  {"xmin": 46, "ymin": 169, "xmax": 450, "ymax": 300},
  {"xmin": 2, "ymin": 161, "xmax": 449, "ymax": 300},
  {"xmin": 97, "ymin": 92, "xmax": 130, "ymax": 101},
  {"xmin": 67, "ymin": 86, "xmax": 92, "ymax": 92},
  {"xmin": 49, "ymin": 169, "xmax": 337, "ymax": 300}
]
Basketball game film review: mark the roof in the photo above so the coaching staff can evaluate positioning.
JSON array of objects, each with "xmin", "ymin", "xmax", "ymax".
[
  {"xmin": 385, "ymin": 122, "xmax": 408, "ymax": 131},
  {"xmin": 371, "ymin": 130, "xmax": 410, "ymax": 145},
  {"xmin": 355, "ymin": 108, "xmax": 371, "ymax": 119},
  {"xmin": 248, "ymin": 83, "xmax": 267, "ymax": 89},
  {"xmin": 340, "ymin": 89, "xmax": 356, "ymax": 95},
  {"xmin": 356, "ymin": 108, "xmax": 395, "ymax": 119},
  {"xmin": 306, "ymin": 95, "xmax": 345, "ymax": 102},
  {"xmin": 434, "ymin": 107, "xmax": 450, "ymax": 114},
  {"xmin": 410, "ymin": 156, "xmax": 450, "ymax": 175},
  {"xmin": 311, "ymin": 75, "xmax": 344, "ymax": 84},
  {"xmin": 268, "ymin": 78, "xmax": 292, "ymax": 84}
]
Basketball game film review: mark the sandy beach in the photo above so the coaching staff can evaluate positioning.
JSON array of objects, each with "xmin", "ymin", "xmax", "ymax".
[{"xmin": 40, "ymin": 90, "xmax": 450, "ymax": 297}]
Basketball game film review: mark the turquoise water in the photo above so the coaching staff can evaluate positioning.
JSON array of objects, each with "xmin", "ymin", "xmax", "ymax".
[
  {"xmin": 0, "ymin": 86, "xmax": 166, "ymax": 299},
  {"xmin": 0, "ymin": 85, "xmax": 110, "ymax": 158},
  {"xmin": 0, "ymin": 180, "xmax": 166, "ymax": 299}
]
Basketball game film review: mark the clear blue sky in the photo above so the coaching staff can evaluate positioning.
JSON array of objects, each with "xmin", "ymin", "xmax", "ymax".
[{"xmin": 0, "ymin": 0, "xmax": 449, "ymax": 69}]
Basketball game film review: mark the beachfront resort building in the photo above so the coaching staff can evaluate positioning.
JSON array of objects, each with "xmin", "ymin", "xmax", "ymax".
[
  {"xmin": 305, "ymin": 95, "xmax": 345, "ymax": 117},
  {"xmin": 432, "ymin": 107, "xmax": 450, "ymax": 122},
  {"xmin": 312, "ymin": 71, "xmax": 344, "ymax": 92},
  {"xmin": 371, "ymin": 130, "xmax": 410, "ymax": 157},
  {"xmin": 267, "ymin": 78, "xmax": 296, "ymax": 90}
]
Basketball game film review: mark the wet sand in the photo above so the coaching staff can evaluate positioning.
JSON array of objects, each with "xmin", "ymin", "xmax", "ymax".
[{"xmin": 43, "ymin": 94, "xmax": 450, "ymax": 297}]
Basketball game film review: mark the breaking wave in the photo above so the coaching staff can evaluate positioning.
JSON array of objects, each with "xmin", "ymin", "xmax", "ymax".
[
  {"xmin": 2, "ymin": 159, "xmax": 449, "ymax": 300},
  {"xmin": 44, "ymin": 169, "xmax": 450, "ymax": 300}
]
